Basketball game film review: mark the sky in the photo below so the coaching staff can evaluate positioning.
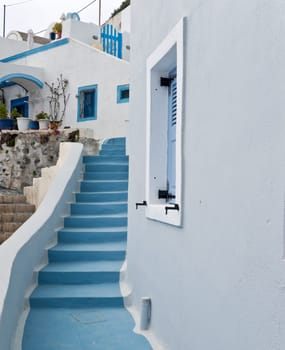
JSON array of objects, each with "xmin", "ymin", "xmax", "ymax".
[{"xmin": 0, "ymin": 0, "xmax": 124, "ymax": 37}]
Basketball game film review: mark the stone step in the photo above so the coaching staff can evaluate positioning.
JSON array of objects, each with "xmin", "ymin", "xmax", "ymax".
[
  {"xmin": 0, "ymin": 193, "xmax": 28, "ymax": 204},
  {"xmin": 0, "ymin": 232, "xmax": 12, "ymax": 244},
  {"xmin": 0, "ymin": 212, "xmax": 34, "ymax": 223},
  {"xmin": 0, "ymin": 222, "xmax": 23, "ymax": 233},
  {"xmin": 0, "ymin": 203, "xmax": 35, "ymax": 213},
  {"xmin": 0, "ymin": 191, "xmax": 35, "ymax": 244}
]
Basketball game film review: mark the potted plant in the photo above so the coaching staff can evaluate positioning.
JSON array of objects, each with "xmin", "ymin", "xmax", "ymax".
[
  {"xmin": 45, "ymin": 74, "xmax": 69, "ymax": 129},
  {"xmin": 36, "ymin": 111, "xmax": 50, "ymax": 129},
  {"xmin": 29, "ymin": 119, "xmax": 39, "ymax": 130},
  {"xmin": 0, "ymin": 103, "xmax": 13, "ymax": 129},
  {"xmin": 52, "ymin": 22, "xmax": 62, "ymax": 39},
  {"xmin": 12, "ymin": 108, "xmax": 30, "ymax": 131}
]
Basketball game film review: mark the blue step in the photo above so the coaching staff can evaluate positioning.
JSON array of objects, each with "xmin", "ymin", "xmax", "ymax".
[
  {"xmin": 23, "ymin": 308, "xmax": 152, "ymax": 350},
  {"xmin": 76, "ymin": 191, "xmax": 128, "ymax": 203},
  {"xmin": 80, "ymin": 180, "xmax": 128, "ymax": 192},
  {"xmin": 100, "ymin": 144, "xmax": 126, "ymax": 154},
  {"xmin": 57, "ymin": 228, "xmax": 127, "ymax": 243},
  {"xmin": 104, "ymin": 137, "xmax": 126, "ymax": 145},
  {"xmin": 83, "ymin": 155, "xmax": 128, "ymax": 164},
  {"xmin": 48, "ymin": 243, "xmax": 126, "ymax": 262},
  {"xmin": 99, "ymin": 149, "xmax": 126, "ymax": 156},
  {"xmin": 84, "ymin": 171, "xmax": 128, "ymax": 180},
  {"xmin": 38, "ymin": 261, "xmax": 123, "ymax": 284},
  {"xmin": 71, "ymin": 202, "xmax": 128, "ymax": 215},
  {"xmin": 85, "ymin": 163, "xmax": 128, "ymax": 173},
  {"xmin": 29, "ymin": 283, "xmax": 124, "ymax": 308},
  {"xmin": 64, "ymin": 215, "xmax": 127, "ymax": 228},
  {"xmin": 22, "ymin": 137, "xmax": 152, "ymax": 349}
]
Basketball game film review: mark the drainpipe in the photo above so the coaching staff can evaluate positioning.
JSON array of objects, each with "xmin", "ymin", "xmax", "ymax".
[
  {"xmin": 3, "ymin": 4, "xmax": 6, "ymax": 38},
  {"xmin": 98, "ymin": 0, "xmax": 101, "ymax": 26}
]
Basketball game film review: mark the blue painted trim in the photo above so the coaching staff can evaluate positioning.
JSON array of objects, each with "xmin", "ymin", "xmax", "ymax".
[
  {"xmin": 0, "ymin": 73, "xmax": 44, "ymax": 88},
  {"xmin": 67, "ymin": 12, "xmax": 80, "ymax": 21},
  {"xmin": 117, "ymin": 84, "xmax": 129, "ymax": 104},
  {"xmin": 101, "ymin": 24, "xmax": 122, "ymax": 59},
  {"xmin": 0, "ymin": 81, "xmax": 15, "ymax": 88},
  {"xmin": 11, "ymin": 97, "xmax": 29, "ymax": 117},
  {"xmin": 0, "ymin": 38, "xmax": 69, "ymax": 63},
  {"xmin": 77, "ymin": 84, "xmax": 98, "ymax": 122}
]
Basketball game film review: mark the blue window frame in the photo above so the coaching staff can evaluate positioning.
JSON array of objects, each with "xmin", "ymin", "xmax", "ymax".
[
  {"xmin": 77, "ymin": 85, "xmax": 98, "ymax": 121},
  {"xmin": 11, "ymin": 97, "xmax": 29, "ymax": 117},
  {"xmin": 117, "ymin": 84, "xmax": 129, "ymax": 103}
]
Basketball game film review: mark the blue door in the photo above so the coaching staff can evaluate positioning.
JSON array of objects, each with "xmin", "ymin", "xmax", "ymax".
[{"xmin": 167, "ymin": 74, "xmax": 177, "ymax": 202}]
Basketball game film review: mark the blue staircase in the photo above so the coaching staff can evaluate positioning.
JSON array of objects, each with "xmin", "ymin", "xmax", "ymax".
[{"xmin": 22, "ymin": 138, "xmax": 152, "ymax": 350}]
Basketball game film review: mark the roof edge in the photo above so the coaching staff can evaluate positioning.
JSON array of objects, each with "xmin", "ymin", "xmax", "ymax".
[{"xmin": 0, "ymin": 38, "xmax": 69, "ymax": 63}]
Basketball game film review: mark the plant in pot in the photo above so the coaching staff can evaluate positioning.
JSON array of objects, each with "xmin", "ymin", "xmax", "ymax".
[
  {"xmin": 45, "ymin": 74, "xmax": 69, "ymax": 129},
  {"xmin": 0, "ymin": 104, "xmax": 13, "ymax": 130},
  {"xmin": 12, "ymin": 108, "xmax": 30, "ymax": 131},
  {"xmin": 36, "ymin": 111, "xmax": 50, "ymax": 129},
  {"xmin": 52, "ymin": 22, "xmax": 62, "ymax": 39}
]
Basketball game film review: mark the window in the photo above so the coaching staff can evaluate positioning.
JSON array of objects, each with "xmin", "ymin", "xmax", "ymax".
[
  {"xmin": 77, "ymin": 85, "xmax": 97, "ymax": 121},
  {"xmin": 145, "ymin": 18, "xmax": 185, "ymax": 226},
  {"xmin": 117, "ymin": 84, "xmax": 130, "ymax": 103},
  {"xmin": 11, "ymin": 97, "xmax": 29, "ymax": 117}
]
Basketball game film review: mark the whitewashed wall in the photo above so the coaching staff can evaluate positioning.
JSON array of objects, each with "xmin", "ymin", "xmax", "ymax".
[
  {"xmin": 62, "ymin": 19, "xmax": 101, "ymax": 46},
  {"xmin": 127, "ymin": 0, "xmax": 285, "ymax": 349},
  {"xmin": 0, "ymin": 37, "xmax": 40, "ymax": 59},
  {"xmin": 4, "ymin": 38, "xmax": 129, "ymax": 139}
]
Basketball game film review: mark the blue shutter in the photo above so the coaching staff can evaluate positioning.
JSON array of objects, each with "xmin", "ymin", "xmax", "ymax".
[{"xmin": 167, "ymin": 76, "xmax": 177, "ymax": 201}]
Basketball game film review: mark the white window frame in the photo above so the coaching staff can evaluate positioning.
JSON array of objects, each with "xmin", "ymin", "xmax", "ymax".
[{"xmin": 146, "ymin": 17, "xmax": 185, "ymax": 226}]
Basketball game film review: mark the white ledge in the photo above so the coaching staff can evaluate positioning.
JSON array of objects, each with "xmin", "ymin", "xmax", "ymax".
[{"xmin": 0, "ymin": 142, "xmax": 83, "ymax": 350}]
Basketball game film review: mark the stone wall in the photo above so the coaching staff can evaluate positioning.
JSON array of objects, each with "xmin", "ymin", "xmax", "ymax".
[{"xmin": 0, "ymin": 129, "xmax": 100, "ymax": 191}]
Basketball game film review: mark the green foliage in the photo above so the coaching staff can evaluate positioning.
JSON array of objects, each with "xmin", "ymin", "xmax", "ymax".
[
  {"xmin": 0, "ymin": 133, "xmax": 17, "ymax": 147},
  {"xmin": 10, "ymin": 107, "xmax": 23, "ymax": 119},
  {"xmin": 110, "ymin": 0, "xmax": 130, "ymax": 19},
  {"xmin": 68, "ymin": 130, "xmax": 80, "ymax": 142},
  {"xmin": 0, "ymin": 104, "xmax": 8, "ymax": 119},
  {"xmin": 52, "ymin": 22, "xmax": 62, "ymax": 33},
  {"xmin": 36, "ymin": 111, "xmax": 49, "ymax": 120}
]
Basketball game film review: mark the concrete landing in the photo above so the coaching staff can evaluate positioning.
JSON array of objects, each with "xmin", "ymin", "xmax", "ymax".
[{"xmin": 23, "ymin": 307, "xmax": 152, "ymax": 350}]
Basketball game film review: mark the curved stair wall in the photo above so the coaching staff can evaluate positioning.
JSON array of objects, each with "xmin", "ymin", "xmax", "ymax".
[{"xmin": 0, "ymin": 142, "xmax": 83, "ymax": 350}]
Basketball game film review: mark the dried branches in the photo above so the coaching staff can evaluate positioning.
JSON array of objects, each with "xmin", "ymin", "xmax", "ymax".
[{"xmin": 45, "ymin": 74, "xmax": 70, "ymax": 122}]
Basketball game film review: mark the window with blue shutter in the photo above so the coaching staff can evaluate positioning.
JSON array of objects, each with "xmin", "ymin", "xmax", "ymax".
[
  {"xmin": 167, "ymin": 74, "xmax": 177, "ymax": 202},
  {"xmin": 117, "ymin": 84, "xmax": 130, "ymax": 103},
  {"xmin": 145, "ymin": 18, "xmax": 184, "ymax": 226},
  {"xmin": 77, "ymin": 85, "xmax": 98, "ymax": 121}
]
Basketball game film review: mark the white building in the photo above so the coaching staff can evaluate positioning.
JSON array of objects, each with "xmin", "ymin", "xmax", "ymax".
[
  {"xmin": 125, "ymin": 1, "xmax": 285, "ymax": 349},
  {"xmin": 0, "ymin": 13, "xmax": 130, "ymax": 139}
]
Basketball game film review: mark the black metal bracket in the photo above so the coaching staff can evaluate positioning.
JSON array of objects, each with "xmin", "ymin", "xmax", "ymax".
[
  {"xmin": 158, "ymin": 190, "xmax": 175, "ymax": 201},
  {"xmin": 136, "ymin": 200, "xmax": 147, "ymax": 210},
  {"xmin": 160, "ymin": 77, "xmax": 173, "ymax": 87},
  {"xmin": 165, "ymin": 203, "xmax": 179, "ymax": 215}
]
